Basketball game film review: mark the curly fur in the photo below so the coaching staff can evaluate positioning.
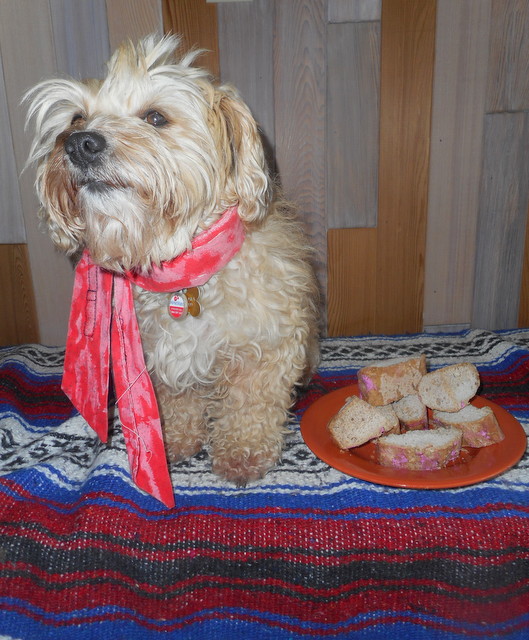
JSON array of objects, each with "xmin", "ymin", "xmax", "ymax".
[{"xmin": 25, "ymin": 35, "xmax": 319, "ymax": 485}]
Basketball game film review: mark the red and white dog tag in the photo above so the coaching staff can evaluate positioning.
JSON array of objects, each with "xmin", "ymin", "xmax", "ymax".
[{"xmin": 168, "ymin": 287, "xmax": 201, "ymax": 320}]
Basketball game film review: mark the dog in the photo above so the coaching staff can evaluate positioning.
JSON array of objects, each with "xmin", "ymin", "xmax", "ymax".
[{"xmin": 24, "ymin": 35, "xmax": 319, "ymax": 490}]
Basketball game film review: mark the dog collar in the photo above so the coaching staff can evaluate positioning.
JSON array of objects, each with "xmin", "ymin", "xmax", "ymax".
[{"xmin": 61, "ymin": 206, "xmax": 245, "ymax": 507}]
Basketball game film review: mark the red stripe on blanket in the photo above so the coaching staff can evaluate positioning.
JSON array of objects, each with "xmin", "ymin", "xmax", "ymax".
[{"xmin": 3, "ymin": 570, "xmax": 529, "ymax": 628}]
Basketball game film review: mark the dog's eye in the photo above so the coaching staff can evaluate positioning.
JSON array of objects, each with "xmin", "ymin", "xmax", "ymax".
[
  {"xmin": 71, "ymin": 113, "xmax": 85, "ymax": 125},
  {"xmin": 143, "ymin": 110, "xmax": 168, "ymax": 127}
]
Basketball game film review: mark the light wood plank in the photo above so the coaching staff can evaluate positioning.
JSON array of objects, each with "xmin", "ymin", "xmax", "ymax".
[
  {"xmin": 107, "ymin": 0, "xmax": 163, "ymax": 50},
  {"xmin": 0, "ymin": 0, "xmax": 75, "ymax": 345},
  {"xmin": 327, "ymin": 21, "xmax": 380, "ymax": 228},
  {"xmin": 217, "ymin": 0, "xmax": 275, "ymax": 167},
  {"xmin": 486, "ymin": 0, "xmax": 529, "ymax": 112},
  {"xmin": 0, "ymin": 47, "xmax": 26, "ymax": 244},
  {"xmin": 518, "ymin": 198, "xmax": 529, "ymax": 327},
  {"xmin": 423, "ymin": 0, "xmax": 491, "ymax": 327},
  {"xmin": 162, "ymin": 0, "xmax": 219, "ymax": 77},
  {"xmin": 375, "ymin": 0, "xmax": 436, "ymax": 335},
  {"xmin": 274, "ymin": 0, "xmax": 327, "ymax": 321},
  {"xmin": 472, "ymin": 112, "xmax": 529, "ymax": 329},
  {"xmin": 424, "ymin": 323, "xmax": 470, "ymax": 334},
  {"xmin": 0, "ymin": 244, "xmax": 39, "ymax": 346},
  {"xmin": 51, "ymin": 0, "xmax": 110, "ymax": 79},
  {"xmin": 327, "ymin": 229, "xmax": 377, "ymax": 336},
  {"xmin": 328, "ymin": 0, "xmax": 382, "ymax": 23}
]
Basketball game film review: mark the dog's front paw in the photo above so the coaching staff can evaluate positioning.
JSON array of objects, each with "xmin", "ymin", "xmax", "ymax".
[
  {"xmin": 165, "ymin": 435, "xmax": 204, "ymax": 463},
  {"xmin": 157, "ymin": 387, "xmax": 208, "ymax": 464},
  {"xmin": 211, "ymin": 449, "xmax": 280, "ymax": 486}
]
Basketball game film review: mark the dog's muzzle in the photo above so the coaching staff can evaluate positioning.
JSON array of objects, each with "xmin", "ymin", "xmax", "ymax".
[{"xmin": 64, "ymin": 131, "xmax": 107, "ymax": 169}]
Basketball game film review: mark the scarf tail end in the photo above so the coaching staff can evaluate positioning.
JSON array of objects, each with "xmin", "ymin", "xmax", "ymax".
[
  {"xmin": 134, "ymin": 465, "xmax": 175, "ymax": 509},
  {"xmin": 61, "ymin": 379, "xmax": 110, "ymax": 443}
]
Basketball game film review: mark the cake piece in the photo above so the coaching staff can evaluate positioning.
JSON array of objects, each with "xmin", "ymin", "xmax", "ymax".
[
  {"xmin": 392, "ymin": 394, "xmax": 428, "ymax": 431},
  {"xmin": 418, "ymin": 363, "xmax": 480, "ymax": 412},
  {"xmin": 357, "ymin": 355, "xmax": 427, "ymax": 406},
  {"xmin": 376, "ymin": 404, "xmax": 401, "ymax": 435},
  {"xmin": 431, "ymin": 404, "xmax": 504, "ymax": 447},
  {"xmin": 377, "ymin": 427, "xmax": 462, "ymax": 470},
  {"xmin": 328, "ymin": 396, "xmax": 398, "ymax": 449}
]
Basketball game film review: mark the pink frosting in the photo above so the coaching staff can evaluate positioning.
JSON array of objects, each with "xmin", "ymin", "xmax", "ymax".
[{"xmin": 359, "ymin": 373, "xmax": 376, "ymax": 391}]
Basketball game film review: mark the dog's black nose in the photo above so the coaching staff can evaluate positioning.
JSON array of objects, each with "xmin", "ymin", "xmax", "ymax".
[{"xmin": 64, "ymin": 131, "xmax": 107, "ymax": 167}]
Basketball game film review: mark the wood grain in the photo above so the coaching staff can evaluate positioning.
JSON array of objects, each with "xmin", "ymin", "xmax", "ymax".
[
  {"xmin": 162, "ymin": 0, "xmax": 219, "ymax": 77},
  {"xmin": 107, "ymin": 0, "xmax": 163, "ymax": 50},
  {"xmin": 274, "ymin": 0, "xmax": 327, "ymax": 319},
  {"xmin": 0, "ymin": 244, "xmax": 39, "ymax": 346},
  {"xmin": 423, "ymin": 0, "xmax": 491, "ymax": 327},
  {"xmin": 0, "ymin": 47, "xmax": 26, "ymax": 244},
  {"xmin": 327, "ymin": 21, "xmax": 380, "ymax": 228},
  {"xmin": 486, "ymin": 0, "xmax": 529, "ymax": 112},
  {"xmin": 217, "ymin": 0, "xmax": 275, "ymax": 168},
  {"xmin": 472, "ymin": 112, "xmax": 529, "ymax": 329},
  {"xmin": 0, "ymin": 0, "xmax": 75, "ymax": 345},
  {"xmin": 373, "ymin": 0, "xmax": 436, "ymax": 335},
  {"xmin": 328, "ymin": 0, "xmax": 382, "ymax": 23},
  {"xmin": 51, "ymin": 0, "xmax": 110, "ymax": 79},
  {"xmin": 518, "ymin": 199, "xmax": 529, "ymax": 327},
  {"xmin": 327, "ymin": 229, "xmax": 377, "ymax": 336}
]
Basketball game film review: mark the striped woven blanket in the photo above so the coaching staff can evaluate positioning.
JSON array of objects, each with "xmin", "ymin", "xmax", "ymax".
[{"xmin": 0, "ymin": 329, "xmax": 528, "ymax": 639}]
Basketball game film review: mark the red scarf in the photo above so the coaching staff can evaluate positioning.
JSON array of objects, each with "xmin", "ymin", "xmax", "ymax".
[{"xmin": 62, "ymin": 206, "xmax": 245, "ymax": 507}]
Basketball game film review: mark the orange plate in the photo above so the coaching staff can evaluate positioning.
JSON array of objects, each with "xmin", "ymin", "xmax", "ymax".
[{"xmin": 300, "ymin": 383, "xmax": 527, "ymax": 489}]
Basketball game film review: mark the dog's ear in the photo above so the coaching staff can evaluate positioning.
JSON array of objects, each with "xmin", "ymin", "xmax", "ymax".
[{"xmin": 214, "ymin": 87, "xmax": 271, "ymax": 223}]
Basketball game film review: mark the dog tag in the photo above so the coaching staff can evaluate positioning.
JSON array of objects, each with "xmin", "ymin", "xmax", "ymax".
[
  {"xmin": 168, "ymin": 292, "xmax": 187, "ymax": 319},
  {"xmin": 168, "ymin": 287, "xmax": 201, "ymax": 320},
  {"xmin": 185, "ymin": 287, "xmax": 201, "ymax": 317}
]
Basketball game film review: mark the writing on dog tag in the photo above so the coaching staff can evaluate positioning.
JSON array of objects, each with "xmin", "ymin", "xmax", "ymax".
[{"xmin": 168, "ymin": 287, "xmax": 201, "ymax": 320}]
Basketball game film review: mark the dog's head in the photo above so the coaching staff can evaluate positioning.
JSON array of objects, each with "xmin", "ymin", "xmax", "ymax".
[{"xmin": 24, "ymin": 35, "xmax": 270, "ymax": 272}]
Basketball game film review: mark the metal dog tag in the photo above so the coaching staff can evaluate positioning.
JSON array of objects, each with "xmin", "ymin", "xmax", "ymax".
[{"xmin": 168, "ymin": 287, "xmax": 201, "ymax": 320}]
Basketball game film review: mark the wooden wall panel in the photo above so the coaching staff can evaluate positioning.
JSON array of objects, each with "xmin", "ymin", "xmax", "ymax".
[
  {"xmin": 373, "ymin": 0, "xmax": 436, "ymax": 335},
  {"xmin": 0, "ymin": 0, "xmax": 74, "ymax": 346},
  {"xmin": 328, "ymin": 0, "xmax": 382, "ymax": 23},
  {"xmin": 327, "ymin": 21, "xmax": 380, "ymax": 229},
  {"xmin": 0, "ymin": 47, "xmax": 26, "ymax": 244},
  {"xmin": 423, "ymin": 0, "xmax": 491, "ymax": 328},
  {"xmin": 479, "ymin": 1, "xmax": 529, "ymax": 330},
  {"xmin": 472, "ymin": 112, "xmax": 529, "ymax": 329},
  {"xmin": 274, "ymin": 0, "xmax": 327, "ymax": 317},
  {"xmin": 491, "ymin": 0, "xmax": 529, "ymax": 329},
  {"xmin": 0, "ymin": 244, "xmax": 39, "ymax": 346},
  {"xmin": 327, "ymin": 229, "xmax": 377, "ymax": 336},
  {"xmin": 519, "ymin": 202, "xmax": 529, "ymax": 327},
  {"xmin": 107, "ymin": 0, "xmax": 163, "ymax": 50},
  {"xmin": 486, "ymin": 0, "xmax": 529, "ymax": 112},
  {"xmin": 3, "ymin": 0, "xmax": 529, "ymax": 342},
  {"xmin": 162, "ymin": 0, "xmax": 219, "ymax": 77},
  {"xmin": 51, "ymin": 0, "xmax": 110, "ymax": 79},
  {"xmin": 217, "ymin": 0, "xmax": 275, "ymax": 167}
]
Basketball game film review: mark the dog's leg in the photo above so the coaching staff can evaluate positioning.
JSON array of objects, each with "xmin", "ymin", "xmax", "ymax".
[
  {"xmin": 156, "ymin": 383, "xmax": 208, "ymax": 462},
  {"xmin": 208, "ymin": 354, "xmax": 298, "ymax": 485}
]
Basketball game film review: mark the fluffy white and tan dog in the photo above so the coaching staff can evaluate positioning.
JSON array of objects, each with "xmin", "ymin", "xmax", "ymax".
[{"xmin": 25, "ymin": 35, "xmax": 319, "ymax": 489}]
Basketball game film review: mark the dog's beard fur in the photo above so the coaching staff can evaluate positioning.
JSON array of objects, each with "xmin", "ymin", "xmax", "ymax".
[
  {"xmin": 38, "ymin": 116, "xmax": 219, "ymax": 271},
  {"xmin": 25, "ymin": 35, "xmax": 270, "ymax": 273}
]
